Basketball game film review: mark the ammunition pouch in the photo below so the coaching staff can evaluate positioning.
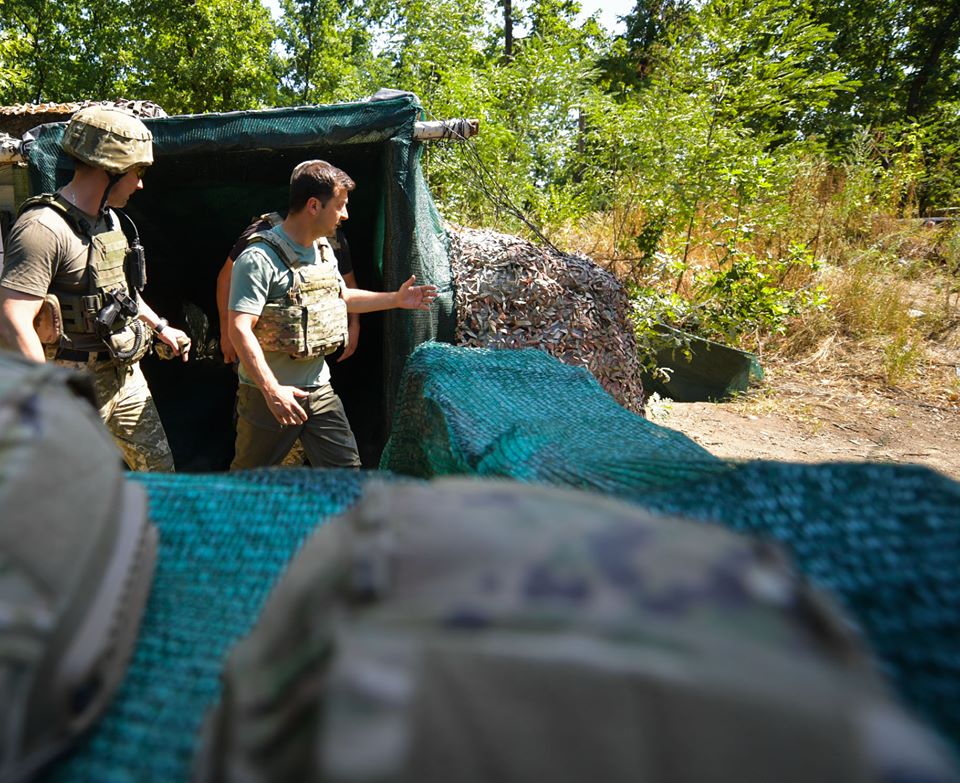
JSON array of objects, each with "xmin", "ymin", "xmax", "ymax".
[
  {"xmin": 33, "ymin": 294, "xmax": 64, "ymax": 346},
  {"xmin": 253, "ymin": 298, "xmax": 349, "ymax": 358}
]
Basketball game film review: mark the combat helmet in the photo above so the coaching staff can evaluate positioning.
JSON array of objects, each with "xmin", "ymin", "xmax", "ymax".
[{"xmin": 61, "ymin": 105, "xmax": 153, "ymax": 175}]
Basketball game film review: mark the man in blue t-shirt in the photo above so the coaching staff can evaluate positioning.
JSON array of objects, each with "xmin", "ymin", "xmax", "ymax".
[{"xmin": 226, "ymin": 160, "xmax": 437, "ymax": 470}]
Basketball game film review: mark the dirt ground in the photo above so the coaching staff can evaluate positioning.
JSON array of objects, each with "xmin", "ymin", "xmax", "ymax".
[{"xmin": 648, "ymin": 362, "xmax": 960, "ymax": 481}]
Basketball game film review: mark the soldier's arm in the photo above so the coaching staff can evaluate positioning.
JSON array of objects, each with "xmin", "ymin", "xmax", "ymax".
[
  {"xmin": 0, "ymin": 288, "xmax": 45, "ymax": 362},
  {"xmin": 135, "ymin": 295, "xmax": 191, "ymax": 362},
  {"xmin": 229, "ymin": 311, "xmax": 308, "ymax": 426},
  {"xmin": 341, "ymin": 275, "xmax": 437, "ymax": 313},
  {"xmin": 338, "ymin": 271, "xmax": 360, "ymax": 362},
  {"xmin": 216, "ymin": 257, "xmax": 237, "ymax": 363}
]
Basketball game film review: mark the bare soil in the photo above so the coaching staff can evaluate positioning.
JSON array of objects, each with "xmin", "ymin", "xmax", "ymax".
[{"xmin": 649, "ymin": 362, "xmax": 960, "ymax": 481}]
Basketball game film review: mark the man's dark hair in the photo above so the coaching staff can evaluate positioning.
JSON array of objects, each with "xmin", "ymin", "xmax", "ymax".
[{"xmin": 289, "ymin": 160, "xmax": 355, "ymax": 213}]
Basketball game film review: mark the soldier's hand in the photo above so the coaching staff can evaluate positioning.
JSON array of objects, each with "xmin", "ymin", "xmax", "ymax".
[
  {"xmin": 158, "ymin": 326, "xmax": 192, "ymax": 362},
  {"xmin": 220, "ymin": 331, "xmax": 238, "ymax": 364},
  {"xmin": 396, "ymin": 275, "xmax": 438, "ymax": 311},
  {"xmin": 264, "ymin": 384, "xmax": 309, "ymax": 426}
]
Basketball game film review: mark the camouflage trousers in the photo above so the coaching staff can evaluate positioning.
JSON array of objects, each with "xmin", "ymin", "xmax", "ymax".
[{"xmin": 55, "ymin": 358, "xmax": 175, "ymax": 472}]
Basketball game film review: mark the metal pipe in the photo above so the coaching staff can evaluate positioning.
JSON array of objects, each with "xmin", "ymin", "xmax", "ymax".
[
  {"xmin": 0, "ymin": 120, "xmax": 479, "ymax": 163},
  {"xmin": 413, "ymin": 119, "xmax": 480, "ymax": 141},
  {"xmin": 0, "ymin": 136, "xmax": 24, "ymax": 165}
]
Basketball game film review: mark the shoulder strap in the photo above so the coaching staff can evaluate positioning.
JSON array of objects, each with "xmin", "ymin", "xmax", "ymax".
[
  {"xmin": 247, "ymin": 229, "xmax": 305, "ymax": 296},
  {"xmin": 18, "ymin": 193, "xmax": 93, "ymax": 238},
  {"xmin": 257, "ymin": 212, "xmax": 284, "ymax": 228},
  {"xmin": 247, "ymin": 230, "xmax": 303, "ymax": 272},
  {"xmin": 19, "ymin": 193, "xmax": 106, "ymax": 297}
]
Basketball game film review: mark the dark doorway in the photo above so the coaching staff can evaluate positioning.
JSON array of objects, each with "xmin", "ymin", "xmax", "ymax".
[{"xmin": 127, "ymin": 144, "xmax": 389, "ymax": 471}]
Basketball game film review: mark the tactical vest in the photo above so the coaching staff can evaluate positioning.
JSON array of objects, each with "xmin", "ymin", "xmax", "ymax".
[
  {"xmin": 18, "ymin": 194, "xmax": 148, "ymax": 360},
  {"xmin": 248, "ymin": 229, "xmax": 349, "ymax": 358}
]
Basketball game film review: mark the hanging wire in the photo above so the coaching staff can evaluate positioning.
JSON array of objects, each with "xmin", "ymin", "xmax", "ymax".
[{"xmin": 422, "ymin": 108, "xmax": 566, "ymax": 258}]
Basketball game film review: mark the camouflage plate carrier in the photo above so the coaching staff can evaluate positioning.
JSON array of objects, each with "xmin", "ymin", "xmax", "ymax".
[
  {"xmin": 249, "ymin": 229, "xmax": 348, "ymax": 358},
  {"xmin": 0, "ymin": 352, "xmax": 157, "ymax": 782},
  {"xmin": 194, "ymin": 478, "xmax": 958, "ymax": 783}
]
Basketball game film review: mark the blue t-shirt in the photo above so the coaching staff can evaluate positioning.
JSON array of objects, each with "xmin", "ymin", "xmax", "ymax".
[{"xmin": 229, "ymin": 225, "xmax": 345, "ymax": 389}]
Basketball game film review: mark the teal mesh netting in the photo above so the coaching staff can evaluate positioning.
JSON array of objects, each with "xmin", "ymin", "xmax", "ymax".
[
  {"xmin": 380, "ymin": 342, "xmax": 728, "ymax": 491},
  {"xmin": 43, "ymin": 468, "xmax": 381, "ymax": 783},
  {"xmin": 382, "ymin": 342, "xmax": 960, "ymax": 749}
]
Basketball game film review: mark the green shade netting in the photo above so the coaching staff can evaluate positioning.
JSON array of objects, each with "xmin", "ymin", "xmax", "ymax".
[
  {"xmin": 382, "ymin": 342, "xmax": 960, "ymax": 748},
  {"xmin": 36, "ymin": 335, "xmax": 959, "ymax": 781}
]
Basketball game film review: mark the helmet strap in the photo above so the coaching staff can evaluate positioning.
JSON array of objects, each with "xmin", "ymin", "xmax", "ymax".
[{"xmin": 98, "ymin": 172, "xmax": 124, "ymax": 221}]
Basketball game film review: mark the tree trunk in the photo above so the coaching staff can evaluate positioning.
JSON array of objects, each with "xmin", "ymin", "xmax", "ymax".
[
  {"xmin": 503, "ymin": 0, "xmax": 513, "ymax": 60},
  {"xmin": 905, "ymin": 4, "xmax": 960, "ymax": 119}
]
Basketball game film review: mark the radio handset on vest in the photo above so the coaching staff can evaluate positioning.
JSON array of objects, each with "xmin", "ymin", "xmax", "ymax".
[
  {"xmin": 125, "ymin": 243, "xmax": 147, "ymax": 292},
  {"xmin": 116, "ymin": 209, "xmax": 147, "ymax": 292}
]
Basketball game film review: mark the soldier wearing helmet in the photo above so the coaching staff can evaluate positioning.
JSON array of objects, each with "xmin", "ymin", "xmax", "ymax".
[{"xmin": 0, "ymin": 105, "xmax": 190, "ymax": 471}]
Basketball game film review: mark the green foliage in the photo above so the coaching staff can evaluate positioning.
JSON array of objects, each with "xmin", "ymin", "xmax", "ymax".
[
  {"xmin": 628, "ymin": 285, "xmax": 695, "ymax": 373},
  {"xmin": 131, "ymin": 0, "xmax": 279, "ymax": 113},
  {"xmin": 0, "ymin": 0, "xmax": 956, "ymax": 366},
  {"xmin": 0, "ymin": 0, "xmax": 278, "ymax": 111},
  {"xmin": 692, "ymin": 244, "xmax": 827, "ymax": 343}
]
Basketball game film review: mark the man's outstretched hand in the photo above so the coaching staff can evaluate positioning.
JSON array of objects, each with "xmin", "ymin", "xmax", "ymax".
[{"xmin": 396, "ymin": 275, "xmax": 438, "ymax": 311}]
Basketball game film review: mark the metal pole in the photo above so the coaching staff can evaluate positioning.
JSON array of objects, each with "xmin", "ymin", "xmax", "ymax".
[{"xmin": 413, "ymin": 119, "xmax": 480, "ymax": 141}]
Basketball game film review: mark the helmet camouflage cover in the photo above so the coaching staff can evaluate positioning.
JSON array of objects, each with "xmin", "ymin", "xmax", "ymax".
[{"xmin": 61, "ymin": 105, "xmax": 153, "ymax": 175}]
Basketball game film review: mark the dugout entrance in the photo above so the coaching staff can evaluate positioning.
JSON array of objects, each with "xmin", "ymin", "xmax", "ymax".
[{"xmin": 22, "ymin": 96, "xmax": 455, "ymax": 470}]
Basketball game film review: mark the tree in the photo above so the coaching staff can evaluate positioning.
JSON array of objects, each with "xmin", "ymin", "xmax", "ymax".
[
  {"xmin": 0, "ymin": 0, "xmax": 132, "ymax": 103},
  {"xmin": 277, "ymin": 0, "xmax": 389, "ymax": 104},
  {"xmin": 808, "ymin": 0, "xmax": 960, "ymax": 139},
  {"xmin": 130, "ymin": 0, "xmax": 280, "ymax": 113}
]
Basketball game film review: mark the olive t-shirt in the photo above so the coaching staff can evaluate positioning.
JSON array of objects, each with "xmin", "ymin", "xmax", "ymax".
[
  {"xmin": 0, "ymin": 197, "xmax": 110, "ymax": 297},
  {"xmin": 229, "ymin": 225, "xmax": 345, "ymax": 389}
]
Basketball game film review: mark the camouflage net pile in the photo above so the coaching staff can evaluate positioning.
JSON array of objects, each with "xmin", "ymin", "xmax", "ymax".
[
  {"xmin": 449, "ymin": 226, "xmax": 646, "ymax": 413},
  {"xmin": 45, "ymin": 469, "xmax": 377, "ymax": 783},
  {"xmin": 382, "ymin": 342, "xmax": 960, "ymax": 748},
  {"xmin": 0, "ymin": 100, "xmax": 167, "ymax": 138}
]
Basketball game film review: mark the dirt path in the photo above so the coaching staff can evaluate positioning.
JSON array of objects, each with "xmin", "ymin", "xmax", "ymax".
[{"xmin": 649, "ymin": 364, "xmax": 960, "ymax": 481}]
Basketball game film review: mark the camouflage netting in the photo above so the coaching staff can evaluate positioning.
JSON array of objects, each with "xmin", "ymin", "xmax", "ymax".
[
  {"xmin": 44, "ymin": 469, "xmax": 381, "ymax": 783},
  {"xmin": 0, "ymin": 99, "xmax": 167, "ymax": 138},
  {"xmin": 381, "ymin": 342, "xmax": 960, "ymax": 748},
  {"xmin": 449, "ymin": 226, "xmax": 646, "ymax": 413}
]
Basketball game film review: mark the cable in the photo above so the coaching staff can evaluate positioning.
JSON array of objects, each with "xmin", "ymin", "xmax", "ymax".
[{"xmin": 421, "ymin": 107, "xmax": 566, "ymax": 257}]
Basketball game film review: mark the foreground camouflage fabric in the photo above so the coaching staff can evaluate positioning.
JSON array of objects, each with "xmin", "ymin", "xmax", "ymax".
[
  {"xmin": 46, "ymin": 469, "xmax": 373, "ymax": 783},
  {"xmin": 0, "ymin": 351, "xmax": 156, "ymax": 782},
  {"xmin": 196, "ymin": 479, "xmax": 957, "ymax": 783}
]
